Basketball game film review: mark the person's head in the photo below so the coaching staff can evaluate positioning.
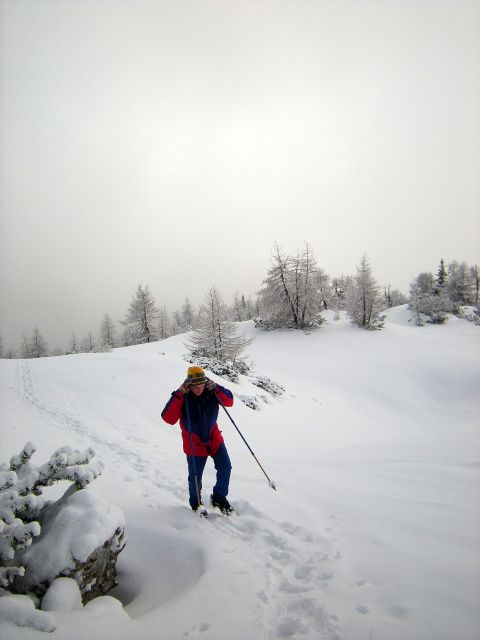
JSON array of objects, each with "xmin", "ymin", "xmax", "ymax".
[{"xmin": 187, "ymin": 366, "xmax": 207, "ymax": 396}]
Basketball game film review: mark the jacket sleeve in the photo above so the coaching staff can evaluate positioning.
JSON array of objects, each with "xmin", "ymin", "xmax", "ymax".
[
  {"xmin": 161, "ymin": 391, "xmax": 184, "ymax": 425},
  {"xmin": 215, "ymin": 384, "xmax": 234, "ymax": 408}
]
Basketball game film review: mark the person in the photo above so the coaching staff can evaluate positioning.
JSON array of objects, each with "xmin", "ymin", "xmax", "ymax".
[{"xmin": 161, "ymin": 366, "xmax": 235, "ymax": 514}]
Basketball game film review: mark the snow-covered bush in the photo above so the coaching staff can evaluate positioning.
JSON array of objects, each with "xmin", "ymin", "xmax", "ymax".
[
  {"xmin": 183, "ymin": 355, "xmax": 251, "ymax": 383},
  {"xmin": 248, "ymin": 376, "xmax": 285, "ymax": 396},
  {"xmin": 237, "ymin": 394, "xmax": 269, "ymax": 410},
  {"xmin": 457, "ymin": 305, "xmax": 480, "ymax": 326},
  {"xmin": 0, "ymin": 442, "xmax": 104, "ymax": 590}
]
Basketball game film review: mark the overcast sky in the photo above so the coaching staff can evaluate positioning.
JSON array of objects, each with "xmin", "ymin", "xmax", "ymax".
[{"xmin": 1, "ymin": 0, "xmax": 479, "ymax": 351}]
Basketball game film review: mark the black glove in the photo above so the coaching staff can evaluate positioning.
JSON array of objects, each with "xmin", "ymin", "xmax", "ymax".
[
  {"xmin": 205, "ymin": 378, "xmax": 216, "ymax": 391},
  {"xmin": 178, "ymin": 379, "xmax": 190, "ymax": 394}
]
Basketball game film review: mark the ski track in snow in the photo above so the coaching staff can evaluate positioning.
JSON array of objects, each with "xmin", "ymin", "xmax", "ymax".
[
  {"xmin": 18, "ymin": 360, "xmax": 345, "ymax": 639},
  {"xmin": 18, "ymin": 361, "xmax": 185, "ymax": 501}
]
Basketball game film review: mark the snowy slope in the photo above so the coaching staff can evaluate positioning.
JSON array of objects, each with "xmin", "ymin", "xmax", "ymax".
[{"xmin": 1, "ymin": 307, "xmax": 479, "ymax": 640}]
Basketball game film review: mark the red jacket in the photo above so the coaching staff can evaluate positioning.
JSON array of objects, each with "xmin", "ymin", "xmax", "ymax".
[{"xmin": 161, "ymin": 384, "xmax": 234, "ymax": 456}]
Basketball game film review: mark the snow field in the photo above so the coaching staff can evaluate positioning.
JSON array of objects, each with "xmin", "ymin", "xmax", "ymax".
[{"xmin": 0, "ymin": 306, "xmax": 479, "ymax": 639}]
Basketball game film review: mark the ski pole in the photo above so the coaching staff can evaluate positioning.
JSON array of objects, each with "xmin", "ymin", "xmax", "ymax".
[
  {"xmin": 214, "ymin": 391, "xmax": 276, "ymax": 491},
  {"xmin": 183, "ymin": 393, "xmax": 202, "ymax": 507}
]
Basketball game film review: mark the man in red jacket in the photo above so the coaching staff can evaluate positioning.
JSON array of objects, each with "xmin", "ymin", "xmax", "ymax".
[{"xmin": 161, "ymin": 366, "xmax": 235, "ymax": 514}]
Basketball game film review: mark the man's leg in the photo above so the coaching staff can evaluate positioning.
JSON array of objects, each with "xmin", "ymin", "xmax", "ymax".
[
  {"xmin": 211, "ymin": 443, "xmax": 232, "ymax": 499},
  {"xmin": 187, "ymin": 455, "xmax": 208, "ymax": 508}
]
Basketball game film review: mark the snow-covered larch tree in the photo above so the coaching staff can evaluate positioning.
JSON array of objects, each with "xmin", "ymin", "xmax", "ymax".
[
  {"xmin": 470, "ymin": 265, "xmax": 479, "ymax": 305},
  {"xmin": 158, "ymin": 306, "xmax": 171, "ymax": 340},
  {"xmin": 447, "ymin": 261, "xmax": 473, "ymax": 307},
  {"xmin": 181, "ymin": 298, "xmax": 195, "ymax": 331},
  {"xmin": 171, "ymin": 310, "xmax": 182, "ymax": 336},
  {"xmin": 383, "ymin": 285, "xmax": 408, "ymax": 308},
  {"xmin": 98, "ymin": 313, "xmax": 117, "ymax": 352},
  {"xmin": 258, "ymin": 243, "xmax": 324, "ymax": 330},
  {"xmin": 20, "ymin": 334, "xmax": 32, "ymax": 359},
  {"xmin": 121, "ymin": 284, "xmax": 159, "ymax": 344},
  {"xmin": 346, "ymin": 256, "xmax": 384, "ymax": 329},
  {"xmin": 80, "ymin": 332, "xmax": 96, "ymax": 353},
  {"xmin": 29, "ymin": 328, "xmax": 49, "ymax": 358},
  {"xmin": 187, "ymin": 285, "xmax": 249, "ymax": 363},
  {"xmin": 409, "ymin": 270, "xmax": 452, "ymax": 324},
  {"xmin": 68, "ymin": 334, "xmax": 79, "ymax": 355}
]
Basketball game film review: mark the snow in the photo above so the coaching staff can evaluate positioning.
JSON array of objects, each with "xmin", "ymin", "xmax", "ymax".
[
  {"xmin": 41, "ymin": 578, "xmax": 82, "ymax": 612},
  {"xmin": 18, "ymin": 488, "xmax": 125, "ymax": 588},
  {"xmin": 0, "ymin": 306, "xmax": 479, "ymax": 640}
]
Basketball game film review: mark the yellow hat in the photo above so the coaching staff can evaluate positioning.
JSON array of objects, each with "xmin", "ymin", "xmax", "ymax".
[{"xmin": 187, "ymin": 366, "xmax": 207, "ymax": 386}]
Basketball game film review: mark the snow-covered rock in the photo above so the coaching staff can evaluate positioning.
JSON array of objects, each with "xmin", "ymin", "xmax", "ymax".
[{"xmin": 14, "ymin": 487, "xmax": 126, "ymax": 602}]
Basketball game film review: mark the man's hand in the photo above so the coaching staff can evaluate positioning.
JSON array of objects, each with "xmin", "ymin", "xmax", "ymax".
[
  {"xmin": 205, "ymin": 378, "xmax": 216, "ymax": 391},
  {"xmin": 178, "ymin": 379, "xmax": 190, "ymax": 394}
]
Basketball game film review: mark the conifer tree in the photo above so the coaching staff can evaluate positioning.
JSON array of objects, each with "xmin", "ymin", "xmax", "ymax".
[
  {"xmin": 446, "ymin": 261, "xmax": 472, "ymax": 307},
  {"xmin": 346, "ymin": 256, "xmax": 383, "ymax": 329},
  {"xmin": 181, "ymin": 298, "xmax": 195, "ymax": 331},
  {"xmin": 435, "ymin": 258, "xmax": 447, "ymax": 291},
  {"xmin": 80, "ymin": 332, "xmax": 96, "ymax": 353},
  {"xmin": 409, "ymin": 271, "xmax": 452, "ymax": 324},
  {"xmin": 121, "ymin": 284, "xmax": 159, "ymax": 344},
  {"xmin": 187, "ymin": 286, "xmax": 249, "ymax": 363},
  {"xmin": 99, "ymin": 313, "xmax": 117, "ymax": 352},
  {"xmin": 29, "ymin": 328, "xmax": 49, "ymax": 358},
  {"xmin": 471, "ymin": 265, "xmax": 479, "ymax": 305},
  {"xmin": 68, "ymin": 334, "xmax": 79, "ymax": 354},
  {"xmin": 171, "ymin": 310, "xmax": 182, "ymax": 336},
  {"xmin": 158, "ymin": 306, "xmax": 171, "ymax": 340}
]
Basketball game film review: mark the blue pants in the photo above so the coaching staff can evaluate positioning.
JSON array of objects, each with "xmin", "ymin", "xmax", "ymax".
[{"xmin": 186, "ymin": 443, "xmax": 232, "ymax": 507}]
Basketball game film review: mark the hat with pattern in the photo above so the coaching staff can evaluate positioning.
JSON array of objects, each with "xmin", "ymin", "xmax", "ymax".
[{"xmin": 187, "ymin": 366, "xmax": 207, "ymax": 387}]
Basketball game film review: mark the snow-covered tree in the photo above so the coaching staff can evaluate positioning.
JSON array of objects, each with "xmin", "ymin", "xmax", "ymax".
[
  {"xmin": 435, "ymin": 258, "xmax": 447, "ymax": 291},
  {"xmin": 447, "ymin": 261, "xmax": 473, "ymax": 307},
  {"xmin": 68, "ymin": 334, "xmax": 79, "ymax": 355},
  {"xmin": 233, "ymin": 294, "xmax": 256, "ymax": 321},
  {"xmin": 158, "ymin": 306, "xmax": 171, "ymax": 340},
  {"xmin": 383, "ymin": 285, "xmax": 408, "ymax": 308},
  {"xmin": 0, "ymin": 336, "xmax": 4, "ymax": 358},
  {"xmin": 187, "ymin": 285, "xmax": 250, "ymax": 363},
  {"xmin": 181, "ymin": 298, "xmax": 195, "ymax": 331},
  {"xmin": 257, "ymin": 243, "xmax": 324, "ymax": 330},
  {"xmin": 171, "ymin": 310, "xmax": 182, "ymax": 336},
  {"xmin": 29, "ymin": 328, "xmax": 49, "ymax": 358},
  {"xmin": 409, "ymin": 272, "xmax": 452, "ymax": 324},
  {"xmin": 346, "ymin": 256, "xmax": 384, "ymax": 329},
  {"xmin": 0, "ymin": 442, "xmax": 104, "ymax": 589},
  {"xmin": 315, "ymin": 267, "xmax": 331, "ymax": 311},
  {"xmin": 98, "ymin": 313, "xmax": 117, "ymax": 352},
  {"xmin": 331, "ymin": 275, "xmax": 351, "ymax": 312},
  {"xmin": 121, "ymin": 284, "xmax": 159, "ymax": 344},
  {"xmin": 232, "ymin": 293, "xmax": 245, "ymax": 322},
  {"xmin": 471, "ymin": 265, "xmax": 479, "ymax": 305},
  {"xmin": 80, "ymin": 332, "xmax": 96, "ymax": 353},
  {"xmin": 416, "ymin": 272, "xmax": 435, "ymax": 294}
]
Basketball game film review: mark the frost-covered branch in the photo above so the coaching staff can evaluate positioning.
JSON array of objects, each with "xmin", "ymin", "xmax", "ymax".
[{"xmin": 1, "ymin": 442, "xmax": 104, "ymax": 588}]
